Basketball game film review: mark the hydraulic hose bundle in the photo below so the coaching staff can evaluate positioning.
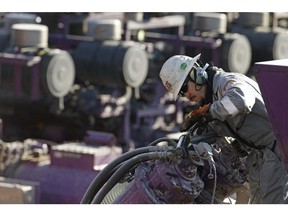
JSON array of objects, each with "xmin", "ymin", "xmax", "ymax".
[
  {"xmin": 81, "ymin": 133, "xmax": 248, "ymax": 204},
  {"xmin": 81, "ymin": 137, "xmax": 177, "ymax": 204}
]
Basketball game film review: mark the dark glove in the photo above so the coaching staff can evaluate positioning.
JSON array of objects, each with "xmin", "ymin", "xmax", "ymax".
[
  {"xmin": 179, "ymin": 103, "xmax": 212, "ymax": 132},
  {"xmin": 191, "ymin": 114, "xmax": 213, "ymax": 135}
]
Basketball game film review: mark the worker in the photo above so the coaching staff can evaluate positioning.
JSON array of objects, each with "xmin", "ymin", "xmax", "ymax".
[{"xmin": 159, "ymin": 54, "xmax": 288, "ymax": 204}]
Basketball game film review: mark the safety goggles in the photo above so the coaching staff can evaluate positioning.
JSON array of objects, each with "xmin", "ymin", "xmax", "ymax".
[
  {"xmin": 178, "ymin": 65, "xmax": 199, "ymax": 97},
  {"xmin": 178, "ymin": 75, "xmax": 190, "ymax": 97}
]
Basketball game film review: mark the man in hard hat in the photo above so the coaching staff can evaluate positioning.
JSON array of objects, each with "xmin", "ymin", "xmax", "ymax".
[{"xmin": 159, "ymin": 54, "xmax": 288, "ymax": 204}]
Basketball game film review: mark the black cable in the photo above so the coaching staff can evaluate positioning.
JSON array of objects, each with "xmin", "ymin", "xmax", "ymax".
[
  {"xmin": 80, "ymin": 145, "xmax": 174, "ymax": 204},
  {"xmin": 91, "ymin": 151, "xmax": 174, "ymax": 204},
  {"xmin": 81, "ymin": 146, "xmax": 156, "ymax": 204},
  {"xmin": 148, "ymin": 137, "xmax": 177, "ymax": 147}
]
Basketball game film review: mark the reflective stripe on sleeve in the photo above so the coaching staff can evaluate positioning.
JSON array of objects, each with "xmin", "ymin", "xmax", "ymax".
[{"xmin": 220, "ymin": 96, "xmax": 239, "ymax": 116}]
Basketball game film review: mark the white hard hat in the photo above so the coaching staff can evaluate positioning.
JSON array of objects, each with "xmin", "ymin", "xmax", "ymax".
[{"xmin": 159, "ymin": 54, "xmax": 201, "ymax": 100}]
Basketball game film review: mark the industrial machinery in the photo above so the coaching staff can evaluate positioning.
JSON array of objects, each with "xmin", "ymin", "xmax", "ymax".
[
  {"xmin": 81, "ymin": 130, "xmax": 249, "ymax": 204},
  {"xmin": 0, "ymin": 131, "xmax": 122, "ymax": 204},
  {"xmin": 0, "ymin": 12, "xmax": 288, "ymax": 204},
  {"xmin": 81, "ymin": 56, "xmax": 288, "ymax": 205},
  {"xmin": 254, "ymin": 58, "xmax": 288, "ymax": 172},
  {"xmin": 230, "ymin": 13, "xmax": 288, "ymax": 63}
]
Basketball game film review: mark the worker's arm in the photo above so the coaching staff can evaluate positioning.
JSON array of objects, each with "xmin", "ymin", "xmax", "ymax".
[{"xmin": 209, "ymin": 76, "xmax": 256, "ymax": 122}]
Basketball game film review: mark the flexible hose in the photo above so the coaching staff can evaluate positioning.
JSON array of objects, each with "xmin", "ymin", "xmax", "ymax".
[
  {"xmin": 101, "ymin": 182, "xmax": 130, "ymax": 204},
  {"xmin": 80, "ymin": 145, "xmax": 173, "ymax": 204},
  {"xmin": 206, "ymin": 154, "xmax": 217, "ymax": 204},
  {"xmin": 148, "ymin": 137, "xmax": 177, "ymax": 147},
  {"xmin": 91, "ymin": 151, "xmax": 174, "ymax": 204},
  {"xmin": 81, "ymin": 147, "xmax": 152, "ymax": 204}
]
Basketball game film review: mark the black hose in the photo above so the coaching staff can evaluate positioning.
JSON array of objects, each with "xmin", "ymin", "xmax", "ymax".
[
  {"xmin": 91, "ymin": 151, "xmax": 174, "ymax": 204},
  {"xmin": 80, "ymin": 145, "xmax": 173, "ymax": 204},
  {"xmin": 148, "ymin": 137, "xmax": 178, "ymax": 147}
]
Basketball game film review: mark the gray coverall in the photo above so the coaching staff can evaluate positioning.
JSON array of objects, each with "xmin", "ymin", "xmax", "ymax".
[{"xmin": 206, "ymin": 69, "xmax": 288, "ymax": 204}]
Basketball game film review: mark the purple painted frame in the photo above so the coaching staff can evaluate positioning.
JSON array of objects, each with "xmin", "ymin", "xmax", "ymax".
[{"xmin": 254, "ymin": 59, "xmax": 288, "ymax": 172}]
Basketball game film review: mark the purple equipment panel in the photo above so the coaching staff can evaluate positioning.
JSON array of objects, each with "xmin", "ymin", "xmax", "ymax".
[{"xmin": 254, "ymin": 59, "xmax": 288, "ymax": 172}]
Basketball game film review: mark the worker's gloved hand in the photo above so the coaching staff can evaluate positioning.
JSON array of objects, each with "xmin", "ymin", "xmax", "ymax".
[
  {"xmin": 179, "ymin": 103, "xmax": 212, "ymax": 133},
  {"xmin": 191, "ymin": 114, "xmax": 213, "ymax": 135}
]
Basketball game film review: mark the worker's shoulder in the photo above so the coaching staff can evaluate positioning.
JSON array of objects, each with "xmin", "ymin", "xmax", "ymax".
[{"xmin": 216, "ymin": 69, "xmax": 250, "ymax": 81}]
